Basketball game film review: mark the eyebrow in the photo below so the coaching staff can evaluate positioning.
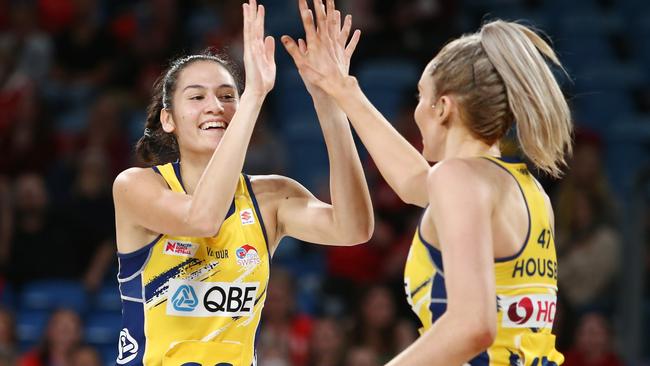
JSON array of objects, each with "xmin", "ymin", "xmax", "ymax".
[{"xmin": 182, "ymin": 84, "xmax": 237, "ymax": 92}]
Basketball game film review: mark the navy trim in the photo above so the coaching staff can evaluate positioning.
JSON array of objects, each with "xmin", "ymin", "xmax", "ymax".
[
  {"xmin": 243, "ymin": 174, "xmax": 270, "ymax": 254},
  {"xmin": 468, "ymin": 350, "xmax": 490, "ymax": 365},
  {"xmin": 152, "ymin": 166, "xmax": 161, "ymax": 175},
  {"xmin": 493, "ymin": 155, "xmax": 524, "ymax": 164},
  {"xmin": 481, "ymin": 157, "xmax": 532, "ymax": 263},
  {"xmin": 172, "ymin": 161, "xmax": 186, "ymax": 192},
  {"xmin": 117, "ymin": 234, "xmax": 163, "ymax": 259},
  {"xmin": 417, "ymin": 212, "xmax": 445, "ymax": 275}
]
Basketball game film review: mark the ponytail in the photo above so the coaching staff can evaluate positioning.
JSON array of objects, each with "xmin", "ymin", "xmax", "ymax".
[{"xmin": 480, "ymin": 21, "xmax": 573, "ymax": 177}]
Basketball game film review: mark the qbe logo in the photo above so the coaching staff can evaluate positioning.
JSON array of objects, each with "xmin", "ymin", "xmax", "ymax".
[
  {"xmin": 171, "ymin": 284, "xmax": 199, "ymax": 312},
  {"xmin": 166, "ymin": 279, "xmax": 259, "ymax": 317},
  {"xmin": 499, "ymin": 293, "xmax": 556, "ymax": 329}
]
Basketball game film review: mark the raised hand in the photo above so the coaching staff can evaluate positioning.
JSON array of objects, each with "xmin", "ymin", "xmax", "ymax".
[
  {"xmin": 281, "ymin": 0, "xmax": 361, "ymax": 97},
  {"xmin": 243, "ymin": 0, "xmax": 276, "ymax": 97}
]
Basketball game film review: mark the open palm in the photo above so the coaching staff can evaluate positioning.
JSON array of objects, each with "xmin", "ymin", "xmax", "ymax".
[{"xmin": 243, "ymin": 0, "xmax": 276, "ymax": 96}]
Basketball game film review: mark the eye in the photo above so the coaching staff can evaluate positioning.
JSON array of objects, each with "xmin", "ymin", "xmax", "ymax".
[
  {"xmin": 219, "ymin": 94, "xmax": 236, "ymax": 102},
  {"xmin": 190, "ymin": 95, "xmax": 204, "ymax": 101}
]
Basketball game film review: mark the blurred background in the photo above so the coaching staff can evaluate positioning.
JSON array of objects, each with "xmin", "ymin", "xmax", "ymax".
[{"xmin": 0, "ymin": 0, "xmax": 648, "ymax": 365}]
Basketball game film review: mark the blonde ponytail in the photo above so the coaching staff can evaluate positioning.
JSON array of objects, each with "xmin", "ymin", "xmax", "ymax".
[{"xmin": 480, "ymin": 20, "xmax": 573, "ymax": 177}]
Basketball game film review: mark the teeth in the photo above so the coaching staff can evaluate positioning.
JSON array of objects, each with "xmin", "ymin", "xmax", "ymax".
[{"xmin": 199, "ymin": 121, "xmax": 226, "ymax": 130}]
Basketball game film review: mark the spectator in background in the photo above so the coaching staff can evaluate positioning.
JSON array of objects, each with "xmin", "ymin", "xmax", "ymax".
[
  {"xmin": 5, "ymin": 173, "xmax": 64, "ymax": 285},
  {"xmin": 258, "ymin": 268, "xmax": 313, "ymax": 366},
  {"xmin": 557, "ymin": 189, "xmax": 621, "ymax": 311},
  {"xmin": 563, "ymin": 312, "xmax": 624, "ymax": 366},
  {"xmin": 308, "ymin": 317, "xmax": 347, "ymax": 366},
  {"xmin": 0, "ymin": 307, "xmax": 16, "ymax": 362},
  {"xmin": 62, "ymin": 149, "xmax": 116, "ymax": 291},
  {"xmin": 350, "ymin": 285, "xmax": 398, "ymax": 363},
  {"xmin": 69, "ymin": 344, "xmax": 102, "ymax": 366},
  {"xmin": 19, "ymin": 309, "xmax": 83, "ymax": 366},
  {"xmin": 554, "ymin": 130, "xmax": 618, "ymax": 247},
  {"xmin": 345, "ymin": 346, "xmax": 380, "ymax": 366}
]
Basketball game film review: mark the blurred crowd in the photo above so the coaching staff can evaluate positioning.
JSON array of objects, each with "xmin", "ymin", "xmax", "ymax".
[{"xmin": 0, "ymin": 0, "xmax": 645, "ymax": 365}]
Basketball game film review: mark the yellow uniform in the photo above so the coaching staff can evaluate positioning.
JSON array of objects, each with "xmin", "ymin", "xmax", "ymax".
[
  {"xmin": 404, "ymin": 156, "xmax": 564, "ymax": 366},
  {"xmin": 116, "ymin": 162, "xmax": 269, "ymax": 366}
]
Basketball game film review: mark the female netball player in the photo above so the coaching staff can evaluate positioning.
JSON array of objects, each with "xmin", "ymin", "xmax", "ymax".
[
  {"xmin": 282, "ymin": 0, "xmax": 571, "ymax": 364},
  {"xmin": 111, "ymin": 1, "xmax": 371, "ymax": 365}
]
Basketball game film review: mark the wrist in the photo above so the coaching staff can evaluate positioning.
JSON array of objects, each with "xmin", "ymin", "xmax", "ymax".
[
  {"xmin": 240, "ymin": 90, "xmax": 267, "ymax": 104},
  {"xmin": 331, "ymin": 76, "xmax": 359, "ymax": 101}
]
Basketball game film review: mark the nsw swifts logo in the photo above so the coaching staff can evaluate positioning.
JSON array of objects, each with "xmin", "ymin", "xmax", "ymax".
[
  {"xmin": 236, "ymin": 244, "xmax": 261, "ymax": 267},
  {"xmin": 507, "ymin": 297, "xmax": 534, "ymax": 325}
]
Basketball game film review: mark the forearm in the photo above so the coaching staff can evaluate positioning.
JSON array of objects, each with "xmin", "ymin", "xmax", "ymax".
[
  {"xmin": 189, "ymin": 92, "xmax": 265, "ymax": 232},
  {"xmin": 313, "ymin": 97, "xmax": 373, "ymax": 243},
  {"xmin": 332, "ymin": 78, "xmax": 430, "ymax": 206},
  {"xmin": 386, "ymin": 313, "xmax": 491, "ymax": 366}
]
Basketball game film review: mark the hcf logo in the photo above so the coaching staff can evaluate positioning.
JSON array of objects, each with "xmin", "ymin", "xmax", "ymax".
[{"xmin": 171, "ymin": 284, "xmax": 199, "ymax": 312}]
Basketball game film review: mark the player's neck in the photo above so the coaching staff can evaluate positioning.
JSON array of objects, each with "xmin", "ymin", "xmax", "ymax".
[{"xmin": 443, "ymin": 129, "xmax": 500, "ymax": 159}]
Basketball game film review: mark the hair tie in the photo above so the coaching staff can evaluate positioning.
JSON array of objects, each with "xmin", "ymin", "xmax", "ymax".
[{"xmin": 144, "ymin": 128, "xmax": 153, "ymax": 138}]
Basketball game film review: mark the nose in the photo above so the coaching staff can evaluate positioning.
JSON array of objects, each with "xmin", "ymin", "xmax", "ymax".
[{"xmin": 205, "ymin": 95, "xmax": 224, "ymax": 114}]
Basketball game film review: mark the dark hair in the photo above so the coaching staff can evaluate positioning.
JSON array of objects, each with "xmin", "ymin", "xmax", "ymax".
[{"xmin": 135, "ymin": 50, "xmax": 240, "ymax": 165}]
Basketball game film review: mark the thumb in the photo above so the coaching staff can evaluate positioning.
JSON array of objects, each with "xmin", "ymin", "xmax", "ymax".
[{"xmin": 281, "ymin": 35, "xmax": 303, "ymax": 64}]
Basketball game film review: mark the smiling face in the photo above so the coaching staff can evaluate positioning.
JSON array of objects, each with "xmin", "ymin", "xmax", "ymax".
[{"xmin": 161, "ymin": 60, "xmax": 239, "ymax": 156}]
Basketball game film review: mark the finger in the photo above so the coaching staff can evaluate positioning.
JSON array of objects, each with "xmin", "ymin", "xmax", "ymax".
[
  {"xmin": 243, "ymin": 3, "xmax": 250, "ymax": 47},
  {"xmin": 281, "ymin": 35, "xmax": 304, "ymax": 64},
  {"xmin": 257, "ymin": 5, "xmax": 265, "ymax": 41},
  {"xmin": 301, "ymin": 8, "xmax": 317, "ymax": 44},
  {"xmin": 339, "ymin": 14, "xmax": 351, "ymax": 46},
  {"xmin": 264, "ymin": 35, "xmax": 276, "ymax": 65},
  {"xmin": 298, "ymin": 38, "xmax": 307, "ymax": 55},
  {"xmin": 326, "ymin": 0, "xmax": 338, "ymax": 41},
  {"xmin": 313, "ymin": 0, "xmax": 327, "ymax": 33},
  {"xmin": 334, "ymin": 10, "xmax": 341, "ymax": 33},
  {"xmin": 345, "ymin": 29, "xmax": 361, "ymax": 58}
]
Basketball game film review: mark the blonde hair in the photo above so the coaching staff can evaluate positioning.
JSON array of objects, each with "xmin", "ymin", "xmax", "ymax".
[{"xmin": 431, "ymin": 20, "xmax": 573, "ymax": 177}]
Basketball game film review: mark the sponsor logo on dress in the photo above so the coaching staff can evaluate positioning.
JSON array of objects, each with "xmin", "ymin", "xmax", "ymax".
[
  {"xmin": 235, "ymin": 244, "xmax": 261, "ymax": 267},
  {"xmin": 499, "ymin": 294, "xmax": 556, "ymax": 328},
  {"xmin": 170, "ymin": 284, "xmax": 199, "ymax": 312},
  {"xmin": 116, "ymin": 328, "xmax": 139, "ymax": 364},
  {"xmin": 240, "ymin": 208, "xmax": 255, "ymax": 225},
  {"xmin": 163, "ymin": 240, "xmax": 200, "ymax": 257},
  {"xmin": 166, "ymin": 279, "xmax": 259, "ymax": 317}
]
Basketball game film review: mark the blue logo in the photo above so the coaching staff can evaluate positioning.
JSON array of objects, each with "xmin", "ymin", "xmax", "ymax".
[{"xmin": 171, "ymin": 285, "xmax": 199, "ymax": 312}]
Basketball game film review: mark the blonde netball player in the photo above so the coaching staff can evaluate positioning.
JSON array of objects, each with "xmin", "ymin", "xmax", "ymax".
[
  {"xmin": 283, "ymin": 0, "xmax": 572, "ymax": 364},
  {"xmin": 111, "ymin": 1, "xmax": 371, "ymax": 365}
]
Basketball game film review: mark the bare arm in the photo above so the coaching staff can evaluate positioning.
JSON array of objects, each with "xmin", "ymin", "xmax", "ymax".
[
  {"xmin": 113, "ymin": 0, "xmax": 275, "ymax": 249},
  {"xmin": 282, "ymin": 0, "xmax": 430, "ymax": 207},
  {"xmin": 258, "ymin": 175, "xmax": 371, "ymax": 246},
  {"xmin": 386, "ymin": 160, "xmax": 497, "ymax": 365},
  {"xmin": 274, "ymin": 0, "xmax": 372, "ymax": 246}
]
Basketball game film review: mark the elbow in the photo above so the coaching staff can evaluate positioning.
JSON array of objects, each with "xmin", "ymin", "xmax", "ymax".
[
  {"xmin": 340, "ymin": 216, "xmax": 374, "ymax": 246},
  {"xmin": 185, "ymin": 216, "xmax": 221, "ymax": 237},
  {"xmin": 467, "ymin": 323, "xmax": 497, "ymax": 353}
]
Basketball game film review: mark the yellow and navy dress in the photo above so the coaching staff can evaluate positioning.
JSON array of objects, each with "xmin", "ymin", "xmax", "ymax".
[
  {"xmin": 116, "ymin": 162, "xmax": 269, "ymax": 366},
  {"xmin": 404, "ymin": 156, "xmax": 564, "ymax": 366}
]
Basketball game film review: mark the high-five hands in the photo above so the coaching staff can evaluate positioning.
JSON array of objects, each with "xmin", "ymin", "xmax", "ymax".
[
  {"xmin": 281, "ymin": 0, "xmax": 361, "ymax": 97},
  {"xmin": 243, "ymin": 0, "xmax": 276, "ymax": 97}
]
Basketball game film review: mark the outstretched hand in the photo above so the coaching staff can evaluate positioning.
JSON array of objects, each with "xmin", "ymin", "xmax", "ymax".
[
  {"xmin": 281, "ymin": 0, "xmax": 361, "ymax": 97},
  {"xmin": 243, "ymin": 0, "xmax": 276, "ymax": 97}
]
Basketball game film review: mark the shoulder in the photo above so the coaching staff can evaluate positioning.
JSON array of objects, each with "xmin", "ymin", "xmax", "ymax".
[
  {"xmin": 113, "ymin": 167, "xmax": 166, "ymax": 199},
  {"xmin": 427, "ymin": 158, "xmax": 493, "ymax": 194}
]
